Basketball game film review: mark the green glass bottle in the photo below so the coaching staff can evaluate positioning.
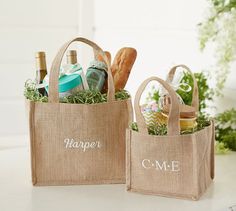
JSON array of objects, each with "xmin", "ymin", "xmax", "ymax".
[{"xmin": 86, "ymin": 60, "xmax": 107, "ymax": 91}]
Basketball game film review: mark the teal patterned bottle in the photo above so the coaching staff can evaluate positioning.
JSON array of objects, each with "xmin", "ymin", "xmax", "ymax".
[{"xmin": 86, "ymin": 60, "xmax": 107, "ymax": 91}]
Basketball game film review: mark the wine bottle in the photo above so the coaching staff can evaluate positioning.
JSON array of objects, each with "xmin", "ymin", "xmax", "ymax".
[{"xmin": 35, "ymin": 51, "xmax": 48, "ymax": 96}]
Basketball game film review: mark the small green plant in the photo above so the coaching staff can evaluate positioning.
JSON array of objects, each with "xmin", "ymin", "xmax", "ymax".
[
  {"xmin": 24, "ymin": 80, "xmax": 48, "ymax": 102},
  {"xmin": 24, "ymin": 80, "xmax": 130, "ymax": 104},
  {"xmin": 151, "ymin": 90, "xmax": 161, "ymax": 103},
  {"xmin": 215, "ymin": 141, "xmax": 229, "ymax": 154},
  {"xmin": 146, "ymin": 86, "xmax": 161, "ymax": 102},
  {"xmin": 215, "ymin": 108, "xmax": 236, "ymax": 151}
]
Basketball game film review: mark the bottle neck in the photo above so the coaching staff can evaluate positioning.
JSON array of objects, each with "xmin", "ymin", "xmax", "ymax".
[
  {"xmin": 35, "ymin": 56, "xmax": 47, "ymax": 82},
  {"xmin": 67, "ymin": 50, "xmax": 77, "ymax": 64},
  {"xmin": 67, "ymin": 56, "xmax": 77, "ymax": 64}
]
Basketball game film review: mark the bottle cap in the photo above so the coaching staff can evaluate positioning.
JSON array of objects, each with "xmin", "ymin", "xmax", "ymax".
[
  {"xmin": 35, "ymin": 51, "xmax": 46, "ymax": 58},
  {"xmin": 88, "ymin": 60, "xmax": 107, "ymax": 71},
  {"xmin": 67, "ymin": 50, "xmax": 77, "ymax": 56},
  {"xmin": 67, "ymin": 50, "xmax": 77, "ymax": 64}
]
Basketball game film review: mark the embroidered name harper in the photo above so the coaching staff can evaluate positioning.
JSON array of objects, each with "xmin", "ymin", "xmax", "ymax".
[{"xmin": 64, "ymin": 138, "xmax": 101, "ymax": 152}]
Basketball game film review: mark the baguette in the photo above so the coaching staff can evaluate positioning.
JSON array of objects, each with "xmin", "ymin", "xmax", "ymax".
[
  {"xmin": 111, "ymin": 47, "xmax": 137, "ymax": 91},
  {"xmin": 97, "ymin": 51, "xmax": 111, "ymax": 66}
]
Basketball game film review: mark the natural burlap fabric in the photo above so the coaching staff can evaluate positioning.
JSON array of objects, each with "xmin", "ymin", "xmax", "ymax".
[
  {"xmin": 26, "ymin": 37, "xmax": 133, "ymax": 186},
  {"xmin": 126, "ymin": 74, "xmax": 214, "ymax": 200}
]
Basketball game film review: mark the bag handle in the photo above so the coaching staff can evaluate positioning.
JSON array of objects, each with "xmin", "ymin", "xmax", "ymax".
[
  {"xmin": 166, "ymin": 64, "xmax": 199, "ymax": 112},
  {"xmin": 134, "ymin": 77, "xmax": 180, "ymax": 136},
  {"xmin": 48, "ymin": 37, "xmax": 115, "ymax": 103}
]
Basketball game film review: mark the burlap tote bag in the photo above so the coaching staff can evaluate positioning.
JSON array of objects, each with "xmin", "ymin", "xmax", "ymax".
[
  {"xmin": 26, "ymin": 37, "xmax": 133, "ymax": 186},
  {"xmin": 126, "ymin": 68, "xmax": 214, "ymax": 200}
]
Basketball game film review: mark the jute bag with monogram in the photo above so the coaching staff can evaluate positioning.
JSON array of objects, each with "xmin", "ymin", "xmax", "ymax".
[
  {"xmin": 26, "ymin": 37, "xmax": 133, "ymax": 185},
  {"xmin": 126, "ymin": 68, "xmax": 214, "ymax": 200}
]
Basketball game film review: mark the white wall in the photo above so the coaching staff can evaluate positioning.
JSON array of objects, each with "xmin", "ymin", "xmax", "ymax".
[{"xmin": 0, "ymin": 0, "xmax": 95, "ymax": 136}]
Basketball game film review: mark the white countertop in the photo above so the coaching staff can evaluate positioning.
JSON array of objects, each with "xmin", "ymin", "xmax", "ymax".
[{"xmin": 0, "ymin": 135, "xmax": 236, "ymax": 211}]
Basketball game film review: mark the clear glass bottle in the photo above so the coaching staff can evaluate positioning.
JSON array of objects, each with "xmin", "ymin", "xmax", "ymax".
[{"xmin": 64, "ymin": 50, "xmax": 89, "ymax": 90}]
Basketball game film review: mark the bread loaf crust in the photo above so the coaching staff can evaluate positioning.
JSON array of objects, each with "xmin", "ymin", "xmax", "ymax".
[
  {"xmin": 111, "ymin": 47, "xmax": 137, "ymax": 90},
  {"xmin": 97, "ymin": 51, "xmax": 111, "ymax": 66}
]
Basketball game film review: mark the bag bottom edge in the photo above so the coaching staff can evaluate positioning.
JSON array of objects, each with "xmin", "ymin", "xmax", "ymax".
[
  {"xmin": 33, "ymin": 179, "xmax": 125, "ymax": 186},
  {"xmin": 127, "ymin": 188, "xmax": 200, "ymax": 201}
]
